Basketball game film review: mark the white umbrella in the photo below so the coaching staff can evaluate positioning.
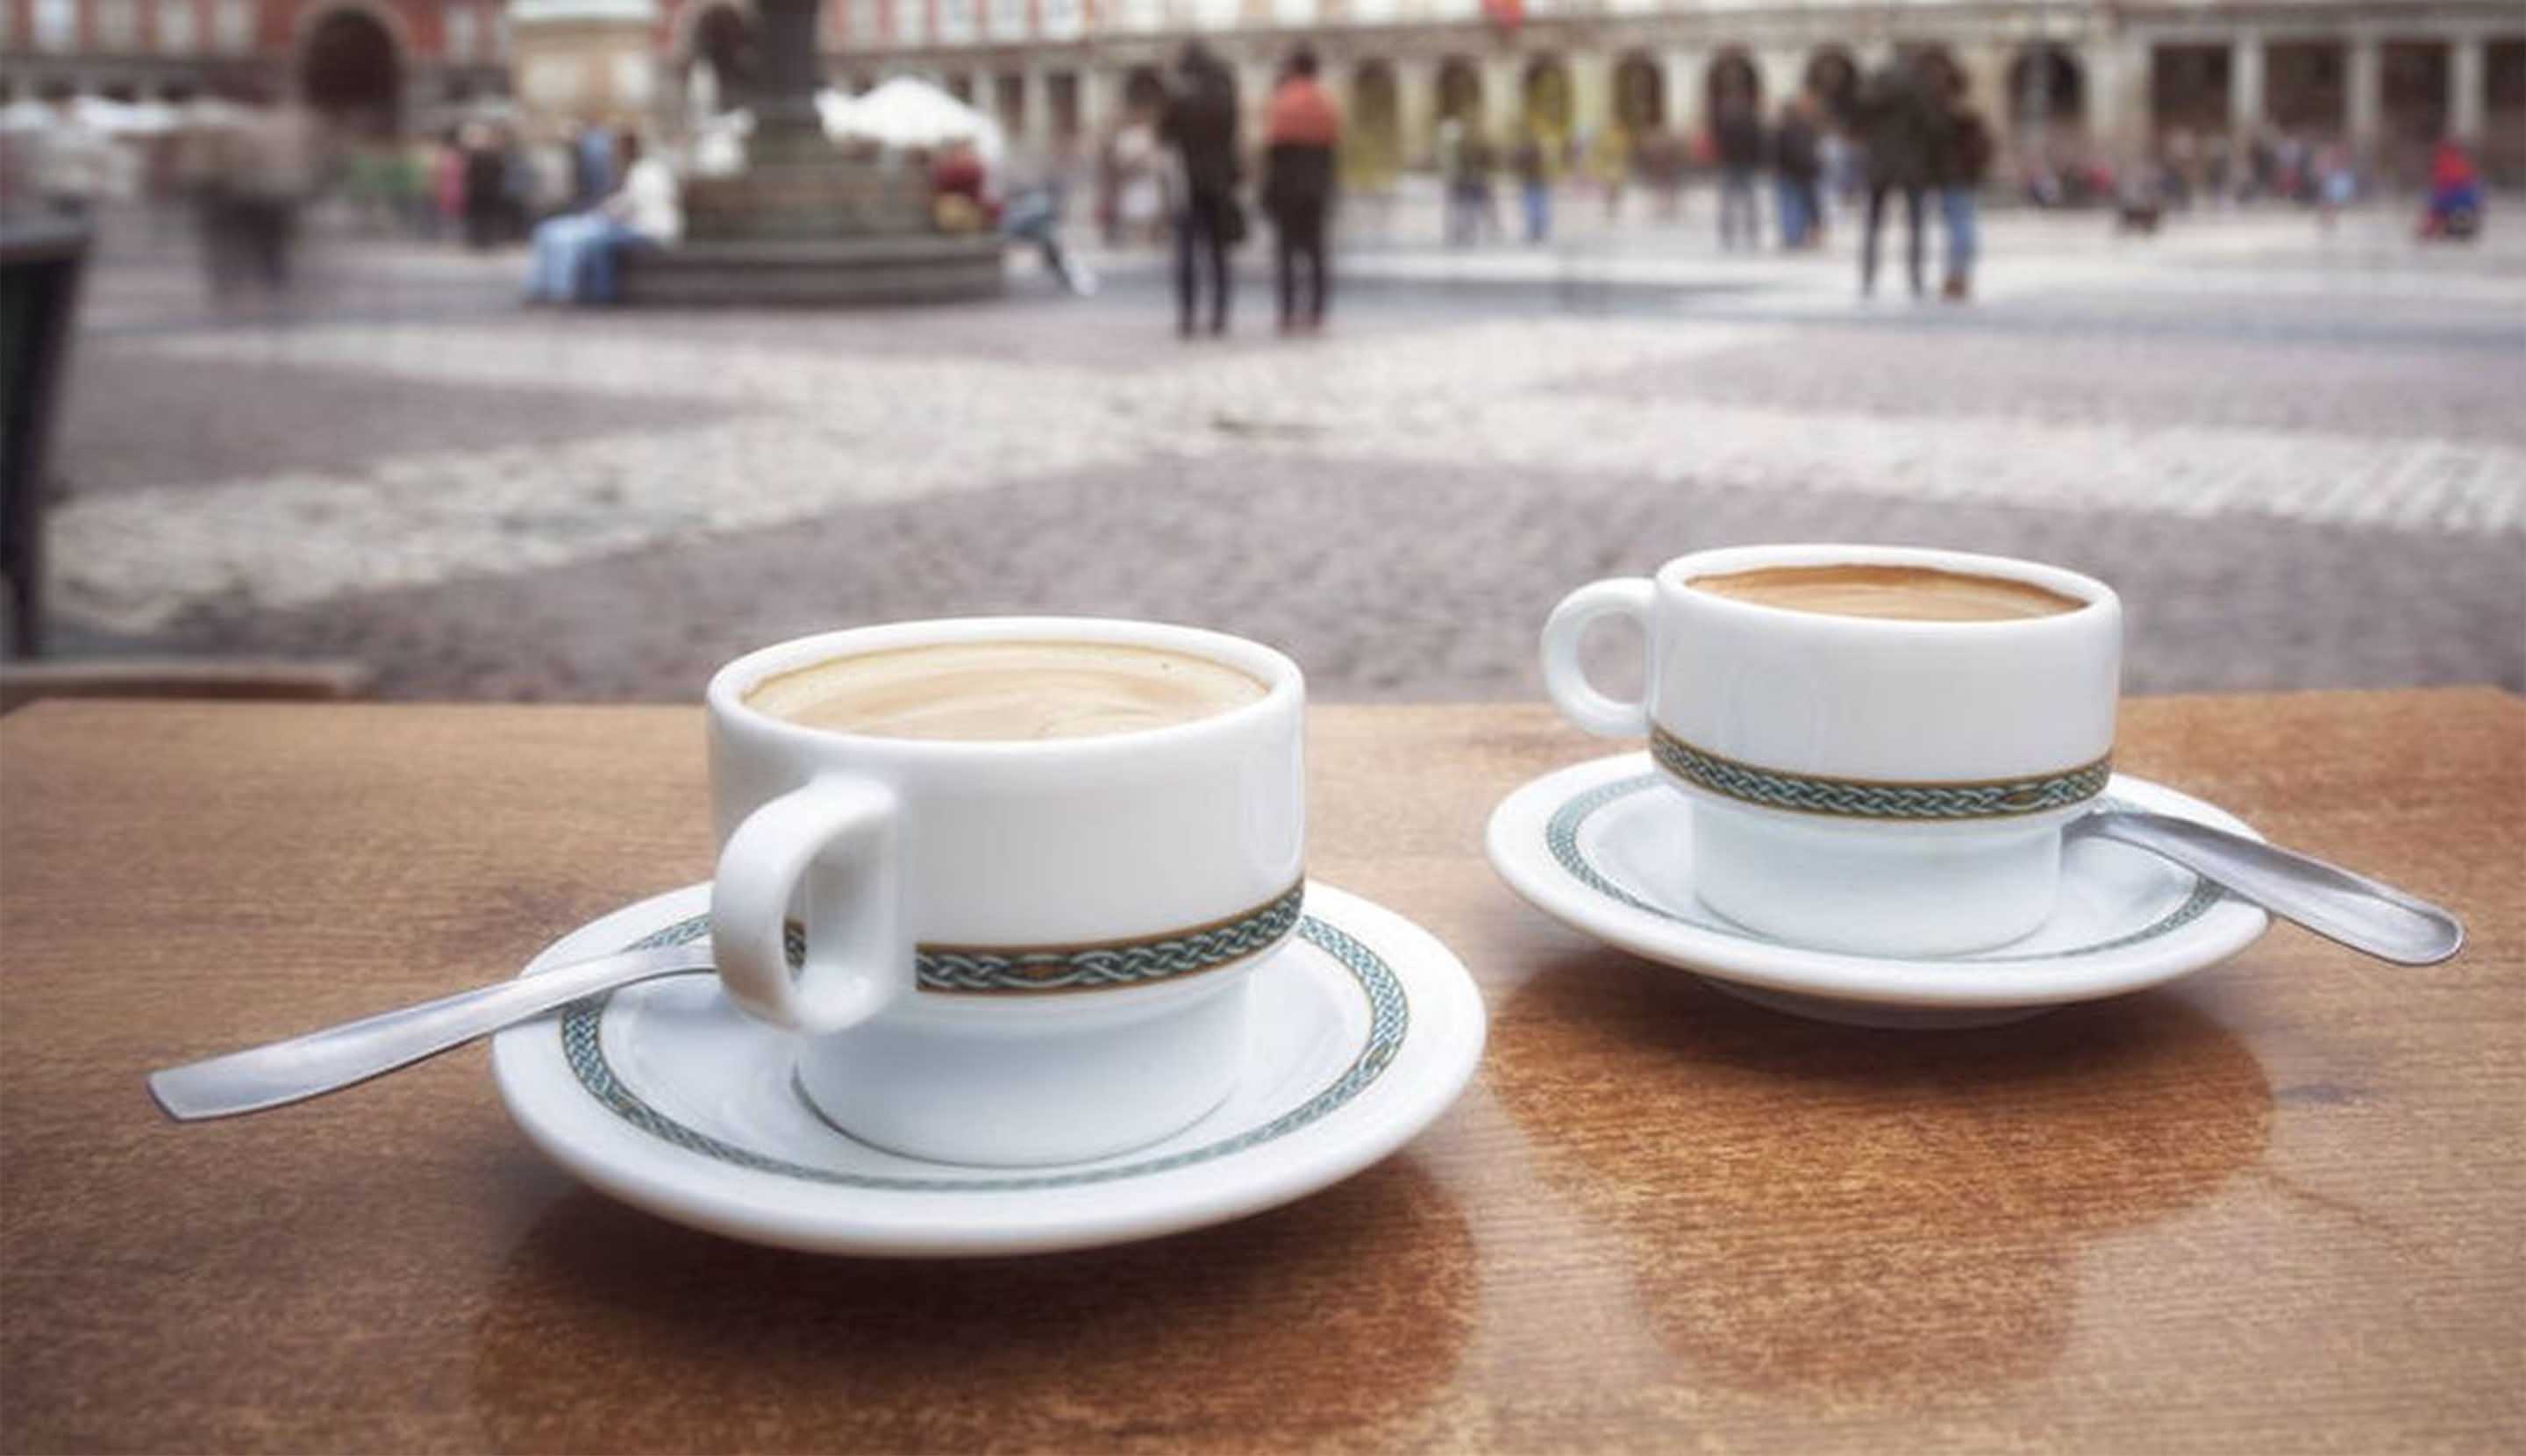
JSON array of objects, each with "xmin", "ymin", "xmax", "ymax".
[
  {"xmin": 0, "ymin": 99, "xmax": 54, "ymax": 133},
  {"xmin": 179, "ymin": 96, "xmax": 256, "ymax": 131},
  {"xmin": 817, "ymin": 77, "xmax": 1003, "ymax": 165}
]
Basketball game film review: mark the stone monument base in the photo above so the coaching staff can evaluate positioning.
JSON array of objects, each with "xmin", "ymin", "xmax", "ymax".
[{"xmin": 618, "ymin": 235, "xmax": 1005, "ymax": 306}]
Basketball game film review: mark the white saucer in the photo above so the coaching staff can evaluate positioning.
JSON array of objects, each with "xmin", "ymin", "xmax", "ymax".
[
  {"xmin": 490, "ymin": 880, "xmax": 1485, "ymax": 1257},
  {"xmin": 1486, "ymin": 753, "xmax": 2271, "ymax": 1029}
]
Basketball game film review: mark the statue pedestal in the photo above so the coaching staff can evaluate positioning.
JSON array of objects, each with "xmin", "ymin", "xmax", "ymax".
[
  {"xmin": 646, "ymin": 75, "xmax": 1005, "ymax": 303},
  {"xmin": 618, "ymin": 233, "xmax": 1005, "ymax": 305}
]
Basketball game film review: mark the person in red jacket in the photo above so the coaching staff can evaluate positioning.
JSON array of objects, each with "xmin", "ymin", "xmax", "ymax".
[{"xmin": 1260, "ymin": 46, "xmax": 1341, "ymax": 334}]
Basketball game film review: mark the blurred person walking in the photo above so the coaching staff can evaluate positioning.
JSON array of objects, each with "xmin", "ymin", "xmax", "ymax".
[
  {"xmin": 460, "ymin": 123, "xmax": 507, "ymax": 249},
  {"xmin": 2418, "ymin": 138, "xmax": 2484, "ymax": 239},
  {"xmin": 1588, "ymin": 124, "xmax": 1630, "ymax": 222},
  {"xmin": 1854, "ymin": 58, "xmax": 1940, "ymax": 298},
  {"xmin": 1513, "ymin": 128, "xmax": 1552, "ymax": 244},
  {"xmin": 524, "ymin": 132, "xmax": 681, "ymax": 305},
  {"xmin": 1260, "ymin": 46, "xmax": 1340, "ymax": 333},
  {"xmin": 1936, "ymin": 89, "xmax": 1992, "ymax": 299},
  {"xmin": 1638, "ymin": 125, "xmax": 1687, "ymax": 219},
  {"xmin": 570, "ymin": 121, "xmax": 617, "ymax": 208},
  {"xmin": 1773, "ymin": 93, "xmax": 1823, "ymax": 248},
  {"xmin": 1160, "ymin": 41, "xmax": 1242, "ymax": 337},
  {"xmin": 1438, "ymin": 118, "xmax": 1497, "ymax": 246},
  {"xmin": 1713, "ymin": 96, "xmax": 1764, "ymax": 250}
]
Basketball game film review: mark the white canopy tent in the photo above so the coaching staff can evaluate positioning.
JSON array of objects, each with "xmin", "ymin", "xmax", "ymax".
[{"xmin": 816, "ymin": 77, "xmax": 1004, "ymax": 165}]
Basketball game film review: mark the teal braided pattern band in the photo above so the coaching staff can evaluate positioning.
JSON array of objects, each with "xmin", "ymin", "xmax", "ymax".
[
  {"xmin": 912, "ymin": 880, "xmax": 1306, "ymax": 994},
  {"xmin": 1650, "ymin": 727, "xmax": 2111, "ymax": 822}
]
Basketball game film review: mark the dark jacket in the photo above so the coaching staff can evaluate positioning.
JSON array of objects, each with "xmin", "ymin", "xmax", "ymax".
[
  {"xmin": 1713, "ymin": 107, "xmax": 1765, "ymax": 171},
  {"xmin": 1856, "ymin": 63, "xmax": 1945, "ymax": 190},
  {"xmin": 1935, "ymin": 109, "xmax": 1993, "ymax": 189},
  {"xmin": 1773, "ymin": 112, "xmax": 1820, "ymax": 181},
  {"xmin": 1260, "ymin": 77, "xmax": 1339, "ymax": 220},
  {"xmin": 1160, "ymin": 58, "xmax": 1241, "ymax": 198}
]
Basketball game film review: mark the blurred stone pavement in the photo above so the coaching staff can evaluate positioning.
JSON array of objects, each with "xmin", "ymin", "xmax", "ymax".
[{"xmin": 39, "ymin": 195, "xmax": 2526, "ymax": 703}]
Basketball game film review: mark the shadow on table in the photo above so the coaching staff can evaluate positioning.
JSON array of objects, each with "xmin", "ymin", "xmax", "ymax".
[
  {"xmin": 469, "ymin": 1153, "xmax": 1474, "ymax": 1451},
  {"xmin": 1488, "ymin": 947, "xmax": 2273, "ymax": 1405}
]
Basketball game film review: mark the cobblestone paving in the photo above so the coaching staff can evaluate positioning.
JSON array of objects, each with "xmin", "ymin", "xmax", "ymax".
[{"xmin": 39, "ymin": 204, "xmax": 2526, "ymax": 701}]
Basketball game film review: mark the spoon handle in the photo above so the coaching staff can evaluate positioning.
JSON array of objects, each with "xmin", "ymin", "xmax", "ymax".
[
  {"xmin": 148, "ymin": 941, "xmax": 719, "ymax": 1122},
  {"xmin": 2079, "ymin": 810, "xmax": 2465, "ymax": 966}
]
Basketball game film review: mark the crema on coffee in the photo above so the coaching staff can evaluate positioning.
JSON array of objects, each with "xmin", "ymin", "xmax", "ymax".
[
  {"xmin": 1688, "ymin": 563, "xmax": 2085, "ymax": 623},
  {"xmin": 745, "ymin": 640, "xmax": 1268, "ymax": 741}
]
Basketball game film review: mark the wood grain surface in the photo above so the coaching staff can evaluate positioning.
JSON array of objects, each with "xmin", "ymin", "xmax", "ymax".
[{"xmin": 2, "ymin": 691, "xmax": 2518, "ymax": 1452}]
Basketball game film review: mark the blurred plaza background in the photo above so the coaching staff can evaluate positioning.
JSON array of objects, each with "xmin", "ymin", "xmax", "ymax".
[{"xmin": 3, "ymin": 0, "xmax": 2521, "ymax": 703}]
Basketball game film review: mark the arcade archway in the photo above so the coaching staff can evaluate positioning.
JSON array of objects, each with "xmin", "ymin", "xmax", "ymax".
[
  {"xmin": 298, "ymin": 7, "xmax": 401, "ymax": 134},
  {"xmin": 1613, "ymin": 51, "xmax": 1664, "ymax": 132}
]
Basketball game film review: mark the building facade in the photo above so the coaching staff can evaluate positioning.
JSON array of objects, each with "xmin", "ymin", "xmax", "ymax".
[
  {"xmin": 5, "ymin": 0, "xmax": 2517, "ymax": 182},
  {"xmin": 649, "ymin": 0, "xmax": 2522, "ymax": 183},
  {"xmin": 1, "ymin": 0, "xmax": 510, "ymax": 129}
]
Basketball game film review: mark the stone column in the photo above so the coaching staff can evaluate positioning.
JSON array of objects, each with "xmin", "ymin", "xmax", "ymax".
[
  {"xmin": 2451, "ymin": 33, "xmax": 2487, "ymax": 142},
  {"xmin": 1235, "ymin": 54, "xmax": 1275, "ymax": 139},
  {"xmin": 2346, "ymin": 32, "xmax": 2381, "ymax": 163},
  {"xmin": 1664, "ymin": 46, "xmax": 1704, "ymax": 139},
  {"xmin": 2081, "ymin": 31, "xmax": 2147, "ymax": 163},
  {"xmin": 1078, "ymin": 60, "xmax": 1116, "ymax": 142},
  {"xmin": 1755, "ymin": 47, "xmax": 1802, "ymax": 113},
  {"xmin": 747, "ymin": 0, "xmax": 831, "ymax": 163},
  {"xmin": 1397, "ymin": 54, "xmax": 1439, "ymax": 168},
  {"xmin": 2229, "ymin": 29, "xmax": 2264, "ymax": 137},
  {"xmin": 1482, "ymin": 53, "xmax": 1521, "ymax": 139},
  {"xmin": 1004, "ymin": 66, "xmax": 1037, "ymax": 153},
  {"xmin": 1570, "ymin": 48, "xmax": 1611, "ymax": 137},
  {"xmin": 1957, "ymin": 40, "xmax": 2009, "ymax": 128}
]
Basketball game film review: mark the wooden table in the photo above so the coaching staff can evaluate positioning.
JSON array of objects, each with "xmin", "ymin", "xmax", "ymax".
[{"xmin": 3, "ymin": 691, "xmax": 2518, "ymax": 1452}]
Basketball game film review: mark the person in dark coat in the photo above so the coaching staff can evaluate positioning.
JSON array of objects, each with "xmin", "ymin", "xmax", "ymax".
[
  {"xmin": 1772, "ymin": 92, "xmax": 1823, "ymax": 248},
  {"xmin": 1936, "ymin": 89, "xmax": 1993, "ymax": 299},
  {"xmin": 1853, "ymin": 57, "xmax": 1946, "ymax": 297},
  {"xmin": 1259, "ymin": 46, "xmax": 1340, "ymax": 333},
  {"xmin": 1160, "ymin": 41, "xmax": 1241, "ymax": 337},
  {"xmin": 1712, "ymin": 96, "xmax": 1765, "ymax": 250}
]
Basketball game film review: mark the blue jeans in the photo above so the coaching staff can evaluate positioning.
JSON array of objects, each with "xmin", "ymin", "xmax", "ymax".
[
  {"xmin": 529, "ymin": 212, "xmax": 646, "ymax": 303},
  {"xmin": 1717, "ymin": 169, "xmax": 1759, "ymax": 249},
  {"xmin": 1521, "ymin": 181, "xmax": 1550, "ymax": 243},
  {"xmin": 1775, "ymin": 176, "xmax": 1812, "ymax": 247},
  {"xmin": 1940, "ymin": 186, "xmax": 1979, "ymax": 286}
]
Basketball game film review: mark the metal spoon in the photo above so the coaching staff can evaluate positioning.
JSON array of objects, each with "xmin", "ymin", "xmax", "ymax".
[
  {"xmin": 151, "ymin": 809, "xmax": 2462, "ymax": 1123},
  {"xmin": 2072, "ymin": 807, "xmax": 2464, "ymax": 966},
  {"xmin": 147, "ymin": 940, "xmax": 717, "ymax": 1122}
]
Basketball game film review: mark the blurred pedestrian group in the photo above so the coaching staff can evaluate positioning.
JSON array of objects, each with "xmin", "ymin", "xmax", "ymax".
[{"xmin": 1127, "ymin": 40, "xmax": 1346, "ymax": 339}]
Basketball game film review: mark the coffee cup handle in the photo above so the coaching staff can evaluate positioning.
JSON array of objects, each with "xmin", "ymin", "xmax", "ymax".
[
  {"xmin": 711, "ymin": 775, "xmax": 904, "ymax": 1034},
  {"xmin": 1541, "ymin": 577, "xmax": 1655, "ymax": 737}
]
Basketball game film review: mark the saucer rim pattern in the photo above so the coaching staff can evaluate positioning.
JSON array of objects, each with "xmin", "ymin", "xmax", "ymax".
[
  {"xmin": 1486, "ymin": 753, "xmax": 2272, "ymax": 1010},
  {"xmin": 1548, "ymin": 773, "xmax": 2228, "ymax": 963},
  {"xmin": 490, "ymin": 879, "xmax": 1487, "ymax": 1256},
  {"xmin": 560, "ymin": 912, "xmax": 1408, "ymax": 1193}
]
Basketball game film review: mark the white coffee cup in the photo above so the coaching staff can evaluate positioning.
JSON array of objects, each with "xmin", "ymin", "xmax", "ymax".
[
  {"xmin": 1541, "ymin": 545, "xmax": 2123, "ymax": 956},
  {"xmin": 705, "ymin": 617, "xmax": 1306, "ymax": 1167}
]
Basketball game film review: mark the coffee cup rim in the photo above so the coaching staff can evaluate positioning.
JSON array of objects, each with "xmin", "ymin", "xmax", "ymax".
[
  {"xmin": 706, "ymin": 617, "xmax": 1304, "ymax": 757},
  {"xmin": 1658, "ymin": 544, "xmax": 2117, "ymax": 630}
]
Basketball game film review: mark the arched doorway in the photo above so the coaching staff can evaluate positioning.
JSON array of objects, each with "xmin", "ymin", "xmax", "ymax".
[
  {"xmin": 1348, "ymin": 59, "xmax": 1401, "ymax": 183},
  {"xmin": 1705, "ymin": 48, "xmax": 1759, "ymax": 120},
  {"xmin": 298, "ymin": 7, "xmax": 401, "ymax": 134},
  {"xmin": 1522, "ymin": 54, "xmax": 1571, "ymax": 143},
  {"xmin": 1122, "ymin": 63, "xmax": 1166, "ymax": 118},
  {"xmin": 1805, "ymin": 46, "xmax": 1859, "ymax": 124},
  {"xmin": 2379, "ymin": 40, "xmax": 2450, "ymax": 183},
  {"xmin": 1437, "ymin": 55, "xmax": 1482, "ymax": 127},
  {"xmin": 2266, "ymin": 40, "xmax": 2345, "ymax": 133},
  {"xmin": 686, "ymin": 2, "xmax": 754, "ymax": 117},
  {"xmin": 1613, "ymin": 51, "xmax": 1664, "ymax": 132},
  {"xmin": 2150, "ymin": 43, "xmax": 2229, "ymax": 136},
  {"xmin": 2009, "ymin": 43, "xmax": 2084, "ymax": 131}
]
